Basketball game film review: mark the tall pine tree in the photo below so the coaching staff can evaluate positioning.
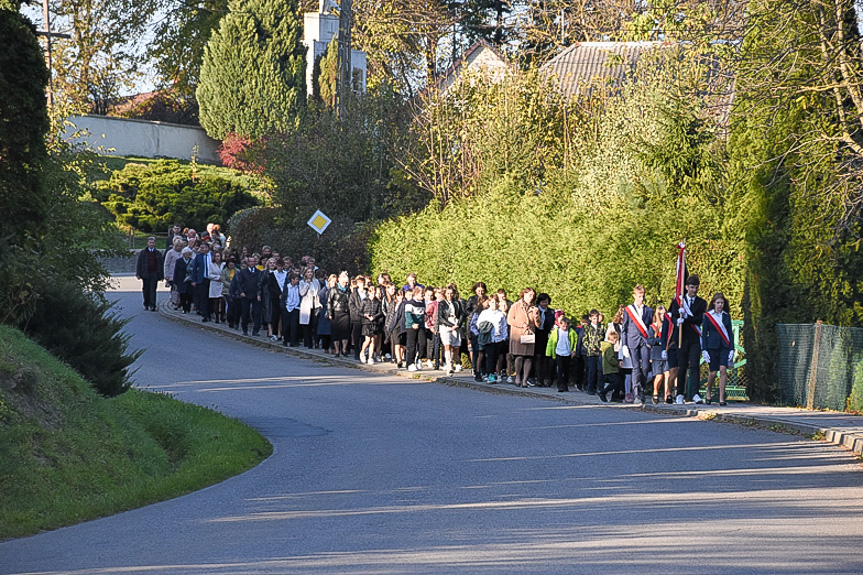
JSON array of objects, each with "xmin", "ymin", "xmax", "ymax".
[{"xmin": 197, "ymin": 0, "xmax": 306, "ymax": 139}]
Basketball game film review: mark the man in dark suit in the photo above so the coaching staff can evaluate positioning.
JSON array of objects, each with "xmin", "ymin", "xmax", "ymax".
[
  {"xmin": 190, "ymin": 242, "xmax": 213, "ymax": 321},
  {"xmin": 236, "ymin": 255, "xmax": 263, "ymax": 336},
  {"xmin": 668, "ymin": 275, "xmax": 707, "ymax": 404},
  {"xmin": 621, "ymin": 284, "xmax": 653, "ymax": 404},
  {"xmin": 135, "ymin": 237, "xmax": 164, "ymax": 311}
]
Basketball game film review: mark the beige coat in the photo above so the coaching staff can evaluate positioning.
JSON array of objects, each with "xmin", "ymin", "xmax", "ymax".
[{"xmin": 507, "ymin": 299, "xmax": 541, "ymax": 356}]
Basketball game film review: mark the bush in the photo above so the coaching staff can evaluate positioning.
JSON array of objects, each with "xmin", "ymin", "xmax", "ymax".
[
  {"xmin": 20, "ymin": 282, "xmax": 141, "ymax": 397},
  {"xmin": 97, "ymin": 159, "xmax": 260, "ymax": 232}
]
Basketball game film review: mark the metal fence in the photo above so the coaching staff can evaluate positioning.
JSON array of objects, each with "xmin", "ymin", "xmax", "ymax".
[{"xmin": 776, "ymin": 323, "xmax": 863, "ymax": 411}]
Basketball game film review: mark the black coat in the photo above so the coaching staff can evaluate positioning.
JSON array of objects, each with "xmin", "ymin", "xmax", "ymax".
[
  {"xmin": 172, "ymin": 257, "xmax": 193, "ymax": 294},
  {"xmin": 235, "ymin": 267, "xmax": 263, "ymax": 300},
  {"xmin": 136, "ymin": 247, "xmax": 164, "ymax": 280},
  {"xmin": 327, "ymin": 285, "xmax": 350, "ymax": 319},
  {"xmin": 669, "ymin": 295, "xmax": 707, "ymax": 344}
]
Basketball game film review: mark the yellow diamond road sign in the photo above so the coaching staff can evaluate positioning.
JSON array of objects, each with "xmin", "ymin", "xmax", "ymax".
[{"xmin": 307, "ymin": 210, "xmax": 332, "ymax": 235}]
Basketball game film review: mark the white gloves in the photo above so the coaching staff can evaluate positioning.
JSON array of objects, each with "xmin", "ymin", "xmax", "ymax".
[
  {"xmin": 702, "ymin": 350, "xmax": 711, "ymax": 364},
  {"xmin": 621, "ymin": 345, "xmax": 631, "ymax": 359},
  {"xmin": 676, "ymin": 317, "xmax": 685, "ymax": 325},
  {"xmin": 728, "ymin": 350, "xmax": 735, "ymax": 364},
  {"xmin": 661, "ymin": 350, "xmax": 668, "ymax": 360}
]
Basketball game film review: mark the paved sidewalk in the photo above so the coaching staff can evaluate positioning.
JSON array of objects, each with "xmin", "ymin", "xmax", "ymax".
[{"xmin": 159, "ymin": 301, "xmax": 863, "ymax": 457}]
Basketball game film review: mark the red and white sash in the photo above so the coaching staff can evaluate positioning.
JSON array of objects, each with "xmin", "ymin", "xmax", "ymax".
[
  {"xmin": 678, "ymin": 295, "xmax": 702, "ymax": 337},
  {"xmin": 704, "ymin": 311, "xmax": 731, "ymax": 347},
  {"xmin": 625, "ymin": 305, "xmax": 649, "ymax": 339}
]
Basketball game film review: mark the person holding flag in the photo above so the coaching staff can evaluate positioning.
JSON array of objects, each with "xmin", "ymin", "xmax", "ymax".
[
  {"xmin": 620, "ymin": 284, "xmax": 653, "ymax": 403},
  {"xmin": 669, "ymin": 274, "xmax": 707, "ymax": 404},
  {"xmin": 701, "ymin": 292, "xmax": 734, "ymax": 406}
]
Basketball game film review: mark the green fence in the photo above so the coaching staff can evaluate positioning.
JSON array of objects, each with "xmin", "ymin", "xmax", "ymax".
[{"xmin": 776, "ymin": 323, "xmax": 863, "ymax": 411}]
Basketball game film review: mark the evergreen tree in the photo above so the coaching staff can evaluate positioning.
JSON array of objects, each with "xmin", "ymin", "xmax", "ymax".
[
  {"xmin": 197, "ymin": 0, "xmax": 306, "ymax": 139},
  {"xmin": 730, "ymin": 0, "xmax": 863, "ymax": 401}
]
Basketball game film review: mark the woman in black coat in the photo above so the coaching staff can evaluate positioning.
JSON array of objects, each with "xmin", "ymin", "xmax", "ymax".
[
  {"xmin": 172, "ymin": 248, "xmax": 194, "ymax": 314},
  {"xmin": 327, "ymin": 271, "xmax": 352, "ymax": 357}
]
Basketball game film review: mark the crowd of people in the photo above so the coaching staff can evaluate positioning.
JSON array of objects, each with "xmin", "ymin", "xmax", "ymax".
[{"xmin": 136, "ymin": 225, "xmax": 736, "ymax": 408}]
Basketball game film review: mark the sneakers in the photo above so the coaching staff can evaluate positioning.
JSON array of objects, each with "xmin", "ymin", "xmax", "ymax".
[
  {"xmin": 454, "ymin": 364, "xmax": 463, "ymax": 372},
  {"xmin": 446, "ymin": 366, "xmax": 454, "ymax": 376},
  {"xmin": 426, "ymin": 359, "xmax": 435, "ymax": 369},
  {"xmin": 270, "ymin": 335, "xmax": 279, "ymax": 342},
  {"xmin": 598, "ymin": 390, "xmax": 608, "ymax": 402},
  {"xmin": 675, "ymin": 394, "xmax": 685, "ymax": 405},
  {"xmin": 666, "ymin": 395, "xmax": 674, "ymax": 404},
  {"xmin": 652, "ymin": 395, "xmax": 660, "ymax": 405},
  {"xmin": 507, "ymin": 376, "xmax": 514, "ymax": 383},
  {"xmin": 408, "ymin": 364, "xmax": 417, "ymax": 372},
  {"xmin": 693, "ymin": 393, "xmax": 704, "ymax": 405},
  {"xmin": 625, "ymin": 392, "xmax": 633, "ymax": 403},
  {"xmin": 415, "ymin": 360, "xmax": 422, "ymax": 371},
  {"xmin": 488, "ymin": 374, "xmax": 497, "ymax": 383}
]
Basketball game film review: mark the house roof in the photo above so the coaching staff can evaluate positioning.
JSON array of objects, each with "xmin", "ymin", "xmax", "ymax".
[
  {"xmin": 540, "ymin": 41, "xmax": 664, "ymax": 97},
  {"xmin": 424, "ymin": 38, "xmax": 512, "ymax": 96}
]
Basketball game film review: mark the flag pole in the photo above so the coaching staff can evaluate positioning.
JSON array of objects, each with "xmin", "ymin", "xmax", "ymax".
[{"xmin": 678, "ymin": 239, "xmax": 686, "ymax": 350}]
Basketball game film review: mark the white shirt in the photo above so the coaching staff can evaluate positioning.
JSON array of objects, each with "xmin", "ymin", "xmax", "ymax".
[
  {"xmin": 284, "ymin": 283, "xmax": 300, "ymax": 311},
  {"xmin": 555, "ymin": 327, "xmax": 572, "ymax": 357},
  {"xmin": 273, "ymin": 269, "xmax": 288, "ymax": 292},
  {"xmin": 478, "ymin": 309, "xmax": 508, "ymax": 342}
]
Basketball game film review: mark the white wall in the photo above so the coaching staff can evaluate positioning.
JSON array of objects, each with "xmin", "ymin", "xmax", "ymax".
[{"xmin": 66, "ymin": 115, "xmax": 221, "ymax": 164}]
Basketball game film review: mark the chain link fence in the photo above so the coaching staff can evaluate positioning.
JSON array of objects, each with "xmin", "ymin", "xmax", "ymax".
[{"xmin": 776, "ymin": 323, "xmax": 863, "ymax": 411}]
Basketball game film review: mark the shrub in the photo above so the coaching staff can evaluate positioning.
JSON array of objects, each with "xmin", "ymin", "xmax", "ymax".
[
  {"xmin": 97, "ymin": 159, "xmax": 259, "ymax": 232},
  {"xmin": 20, "ymin": 282, "xmax": 141, "ymax": 397}
]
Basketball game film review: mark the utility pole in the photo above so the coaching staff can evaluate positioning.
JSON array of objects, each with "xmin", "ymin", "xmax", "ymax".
[
  {"xmin": 335, "ymin": 0, "xmax": 352, "ymax": 119},
  {"xmin": 35, "ymin": 0, "xmax": 70, "ymax": 109}
]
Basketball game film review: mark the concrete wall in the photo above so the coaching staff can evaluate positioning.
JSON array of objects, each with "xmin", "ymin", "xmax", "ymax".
[{"xmin": 66, "ymin": 115, "xmax": 221, "ymax": 164}]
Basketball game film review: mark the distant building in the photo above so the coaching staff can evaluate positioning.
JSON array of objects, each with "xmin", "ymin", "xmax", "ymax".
[
  {"xmin": 303, "ymin": 2, "xmax": 367, "ymax": 98},
  {"xmin": 427, "ymin": 39, "xmax": 511, "ymax": 95}
]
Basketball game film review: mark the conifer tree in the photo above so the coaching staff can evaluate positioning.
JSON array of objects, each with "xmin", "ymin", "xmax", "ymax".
[{"xmin": 197, "ymin": 0, "xmax": 306, "ymax": 139}]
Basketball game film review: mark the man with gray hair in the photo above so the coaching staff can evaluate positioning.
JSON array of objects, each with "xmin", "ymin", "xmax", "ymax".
[{"xmin": 135, "ymin": 237, "xmax": 164, "ymax": 311}]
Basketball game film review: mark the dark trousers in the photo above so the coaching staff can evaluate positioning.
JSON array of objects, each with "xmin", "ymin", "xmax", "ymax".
[
  {"xmin": 195, "ymin": 280, "xmax": 210, "ymax": 317},
  {"xmin": 572, "ymin": 355, "xmax": 585, "ymax": 389},
  {"xmin": 141, "ymin": 277, "xmax": 159, "ymax": 309},
  {"xmin": 179, "ymin": 292, "xmax": 193, "ymax": 313},
  {"xmin": 405, "ymin": 327, "xmax": 427, "ymax": 365},
  {"xmin": 630, "ymin": 343, "xmax": 651, "ymax": 395},
  {"xmin": 585, "ymin": 355, "xmax": 601, "ymax": 393},
  {"xmin": 600, "ymin": 373, "xmax": 622, "ymax": 398},
  {"xmin": 350, "ymin": 322, "xmax": 363, "ymax": 356},
  {"xmin": 678, "ymin": 338, "xmax": 701, "ymax": 400},
  {"xmin": 282, "ymin": 308, "xmax": 300, "ymax": 346},
  {"xmin": 241, "ymin": 298, "xmax": 262, "ymax": 334},
  {"xmin": 470, "ymin": 334, "xmax": 481, "ymax": 375},
  {"xmin": 485, "ymin": 340, "xmax": 503, "ymax": 377},
  {"xmin": 432, "ymin": 332, "xmax": 442, "ymax": 368},
  {"xmin": 302, "ymin": 309, "xmax": 319, "ymax": 348},
  {"xmin": 535, "ymin": 336, "xmax": 551, "ymax": 384},
  {"xmin": 227, "ymin": 297, "xmax": 241, "ymax": 327},
  {"xmin": 556, "ymin": 355, "xmax": 571, "ymax": 391}
]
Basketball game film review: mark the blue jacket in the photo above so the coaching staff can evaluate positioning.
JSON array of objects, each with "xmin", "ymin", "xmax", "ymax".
[
  {"xmin": 621, "ymin": 304, "xmax": 653, "ymax": 349},
  {"xmin": 701, "ymin": 311, "xmax": 733, "ymax": 351},
  {"xmin": 189, "ymin": 252, "xmax": 211, "ymax": 284}
]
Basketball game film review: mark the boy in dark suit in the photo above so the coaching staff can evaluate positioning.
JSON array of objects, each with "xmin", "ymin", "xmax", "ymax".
[{"xmin": 620, "ymin": 284, "xmax": 653, "ymax": 404}]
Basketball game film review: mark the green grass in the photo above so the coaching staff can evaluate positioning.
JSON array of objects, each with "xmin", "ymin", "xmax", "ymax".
[{"xmin": 0, "ymin": 325, "xmax": 272, "ymax": 540}]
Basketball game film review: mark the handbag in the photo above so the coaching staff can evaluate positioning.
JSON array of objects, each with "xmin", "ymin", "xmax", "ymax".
[{"xmin": 520, "ymin": 333, "xmax": 536, "ymax": 344}]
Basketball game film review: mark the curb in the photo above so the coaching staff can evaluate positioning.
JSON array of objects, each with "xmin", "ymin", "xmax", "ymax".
[{"xmin": 157, "ymin": 301, "xmax": 863, "ymax": 457}]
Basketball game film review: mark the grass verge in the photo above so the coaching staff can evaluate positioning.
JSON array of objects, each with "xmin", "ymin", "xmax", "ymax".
[{"xmin": 0, "ymin": 325, "xmax": 272, "ymax": 540}]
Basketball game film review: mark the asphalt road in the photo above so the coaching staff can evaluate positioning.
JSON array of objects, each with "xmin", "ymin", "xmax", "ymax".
[{"xmin": 3, "ymin": 277, "xmax": 863, "ymax": 574}]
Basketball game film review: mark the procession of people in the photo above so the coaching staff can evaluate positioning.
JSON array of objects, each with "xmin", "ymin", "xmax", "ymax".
[{"xmin": 139, "ymin": 226, "xmax": 736, "ymax": 406}]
